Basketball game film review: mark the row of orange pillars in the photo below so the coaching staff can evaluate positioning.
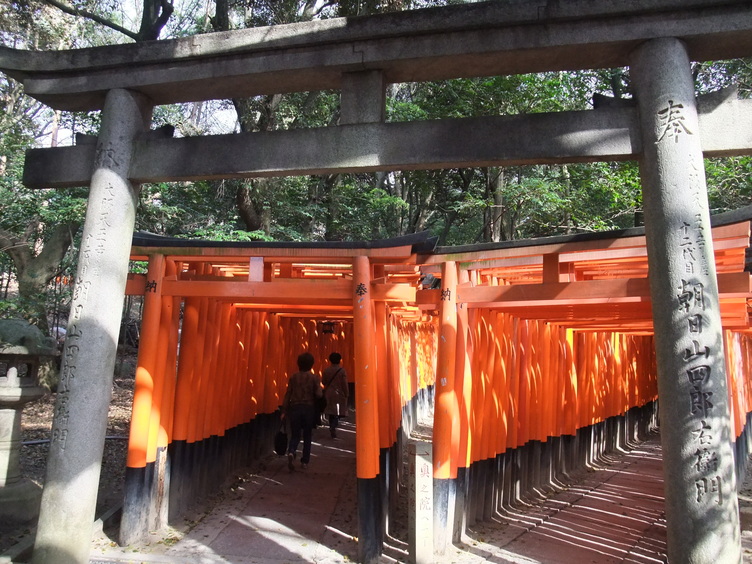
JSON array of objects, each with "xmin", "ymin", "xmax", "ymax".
[{"xmin": 118, "ymin": 253, "xmax": 752, "ymax": 563}]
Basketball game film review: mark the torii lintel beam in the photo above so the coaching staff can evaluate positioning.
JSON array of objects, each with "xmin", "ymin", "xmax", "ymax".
[
  {"xmin": 22, "ymin": 93, "xmax": 752, "ymax": 189},
  {"xmin": 1, "ymin": 0, "xmax": 751, "ymax": 111},
  {"xmin": 126, "ymin": 276, "xmax": 419, "ymax": 303}
]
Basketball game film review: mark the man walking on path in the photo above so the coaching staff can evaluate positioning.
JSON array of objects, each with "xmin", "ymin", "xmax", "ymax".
[{"xmin": 322, "ymin": 352, "xmax": 349, "ymax": 439}]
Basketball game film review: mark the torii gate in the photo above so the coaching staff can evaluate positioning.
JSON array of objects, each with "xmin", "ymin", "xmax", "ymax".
[
  {"xmin": 2, "ymin": 1, "xmax": 752, "ymax": 562},
  {"xmin": 116, "ymin": 214, "xmax": 752, "ymax": 563}
]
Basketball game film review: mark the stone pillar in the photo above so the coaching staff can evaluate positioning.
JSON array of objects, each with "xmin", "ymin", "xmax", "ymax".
[
  {"xmin": 32, "ymin": 89, "xmax": 152, "ymax": 564},
  {"xmin": 340, "ymin": 71, "xmax": 386, "ymax": 125},
  {"xmin": 630, "ymin": 38, "xmax": 741, "ymax": 564}
]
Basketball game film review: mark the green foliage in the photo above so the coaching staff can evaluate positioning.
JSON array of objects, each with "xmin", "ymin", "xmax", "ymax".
[
  {"xmin": 563, "ymin": 162, "xmax": 643, "ymax": 231},
  {"xmin": 694, "ymin": 59, "xmax": 752, "ymax": 97},
  {"xmin": 388, "ymin": 71, "xmax": 606, "ymax": 123},
  {"xmin": 705, "ymin": 156, "xmax": 752, "ymax": 214},
  {"xmin": 136, "ymin": 180, "xmax": 240, "ymax": 236},
  {"xmin": 0, "ymin": 297, "xmax": 23, "ymax": 318},
  {"xmin": 0, "ymin": 289, "xmax": 48, "ymax": 327},
  {"xmin": 380, "ymin": 71, "xmax": 647, "ymax": 244},
  {"xmin": 181, "ymin": 227, "xmax": 273, "ymax": 242},
  {"xmin": 59, "ymin": 111, "xmax": 101, "ymax": 138},
  {"xmin": 0, "ymin": 183, "xmax": 86, "ymax": 240},
  {"xmin": 334, "ymin": 180, "xmax": 410, "ymax": 241}
]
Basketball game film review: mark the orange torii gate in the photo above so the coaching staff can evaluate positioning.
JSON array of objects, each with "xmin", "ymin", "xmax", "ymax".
[{"xmin": 120, "ymin": 209, "xmax": 752, "ymax": 556}]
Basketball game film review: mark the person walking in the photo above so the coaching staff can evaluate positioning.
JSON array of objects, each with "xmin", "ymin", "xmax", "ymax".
[
  {"xmin": 281, "ymin": 352, "xmax": 322, "ymax": 470},
  {"xmin": 322, "ymin": 352, "xmax": 349, "ymax": 439}
]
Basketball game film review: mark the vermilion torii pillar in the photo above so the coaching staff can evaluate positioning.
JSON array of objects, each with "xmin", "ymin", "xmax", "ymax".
[
  {"xmin": 353, "ymin": 255, "xmax": 382, "ymax": 564},
  {"xmin": 630, "ymin": 38, "xmax": 741, "ymax": 563},
  {"xmin": 433, "ymin": 260, "xmax": 459, "ymax": 555},
  {"xmin": 32, "ymin": 89, "xmax": 152, "ymax": 564}
]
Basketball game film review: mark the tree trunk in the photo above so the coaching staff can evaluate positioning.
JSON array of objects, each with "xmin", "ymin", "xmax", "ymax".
[
  {"xmin": 236, "ymin": 182, "xmax": 265, "ymax": 232},
  {"xmin": 137, "ymin": 0, "xmax": 174, "ymax": 41},
  {"xmin": 0, "ymin": 222, "xmax": 79, "ymax": 334},
  {"xmin": 493, "ymin": 169, "xmax": 505, "ymax": 242},
  {"xmin": 561, "ymin": 164, "xmax": 572, "ymax": 234},
  {"xmin": 485, "ymin": 167, "xmax": 505, "ymax": 243},
  {"xmin": 320, "ymin": 175, "xmax": 343, "ymax": 241}
]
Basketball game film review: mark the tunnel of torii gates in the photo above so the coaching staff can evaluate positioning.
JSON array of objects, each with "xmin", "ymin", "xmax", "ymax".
[
  {"xmin": 3, "ymin": 0, "xmax": 752, "ymax": 563},
  {"xmin": 117, "ymin": 212, "xmax": 752, "ymax": 560}
]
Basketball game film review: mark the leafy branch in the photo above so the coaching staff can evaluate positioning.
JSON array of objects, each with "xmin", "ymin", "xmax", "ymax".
[{"xmin": 40, "ymin": 0, "xmax": 174, "ymax": 42}]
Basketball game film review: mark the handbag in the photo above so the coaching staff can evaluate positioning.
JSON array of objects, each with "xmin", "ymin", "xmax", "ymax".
[
  {"xmin": 315, "ymin": 395, "xmax": 327, "ymax": 415},
  {"xmin": 274, "ymin": 424, "xmax": 287, "ymax": 456}
]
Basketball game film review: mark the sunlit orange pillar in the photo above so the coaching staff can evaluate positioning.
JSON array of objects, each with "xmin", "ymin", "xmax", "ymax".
[
  {"xmin": 277, "ymin": 316, "xmax": 293, "ymax": 401},
  {"xmin": 146, "ymin": 273, "xmax": 172, "ymax": 458},
  {"xmin": 352, "ymin": 255, "xmax": 381, "ymax": 563},
  {"xmin": 563, "ymin": 328, "xmax": 578, "ymax": 436},
  {"xmin": 166, "ymin": 289, "xmax": 199, "ymax": 523},
  {"xmin": 193, "ymin": 298, "xmax": 216, "ymax": 443},
  {"xmin": 494, "ymin": 312, "xmax": 510, "ymax": 456},
  {"xmin": 246, "ymin": 312, "xmax": 263, "ymax": 420},
  {"xmin": 485, "ymin": 314, "xmax": 500, "ymax": 461},
  {"xmin": 121, "ymin": 253, "xmax": 164, "ymax": 545},
  {"xmin": 507, "ymin": 318, "xmax": 521, "ymax": 451},
  {"xmin": 232, "ymin": 312, "xmax": 250, "ymax": 425},
  {"xmin": 473, "ymin": 313, "xmax": 489, "ymax": 463},
  {"xmin": 210, "ymin": 303, "xmax": 234, "ymax": 437},
  {"xmin": 373, "ymin": 300, "xmax": 394, "ymax": 544},
  {"xmin": 540, "ymin": 322, "xmax": 553, "ymax": 442},
  {"xmin": 518, "ymin": 319, "xmax": 530, "ymax": 448},
  {"xmin": 432, "ymin": 260, "xmax": 458, "ymax": 554},
  {"xmin": 172, "ymin": 295, "xmax": 199, "ymax": 442},
  {"xmin": 160, "ymin": 260, "xmax": 180, "ymax": 444},
  {"xmin": 452, "ymin": 273, "xmax": 472, "ymax": 542},
  {"xmin": 388, "ymin": 313, "xmax": 402, "ymax": 435},
  {"xmin": 375, "ymin": 304, "xmax": 391, "ymax": 449},
  {"xmin": 456, "ymin": 271, "xmax": 472, "ymax": 473},
  {"xmin": 147, "ymin": 259, "xmax": 179, "ymax": 531},
  {"xmin": 264, "ymin": 314, "xmax": 281, "ymax": 413}
]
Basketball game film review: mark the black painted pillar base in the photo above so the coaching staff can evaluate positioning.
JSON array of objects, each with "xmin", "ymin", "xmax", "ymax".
[
  {"xmin": 120, "ymin": 463, "xmax": 154, "ymax": 546},
  {"xmin": 433, "ymin": 477, "xmax": 456, "ymax": 555},
  {"xmin": 358, "ymin": 477, "xmax": 382, "ymax": 564},
  {"xmin": 379, "ymin": 448, "xmax": 390, "ymax": 539},
  {"xmin": 452, "ymin": 467, "xmax": 467, "ymax": 543}
]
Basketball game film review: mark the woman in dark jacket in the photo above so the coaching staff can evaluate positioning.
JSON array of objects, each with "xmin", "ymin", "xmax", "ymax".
[{"xmin": 282, "ymin": 352, "xmax": 322, "ymax": 470}]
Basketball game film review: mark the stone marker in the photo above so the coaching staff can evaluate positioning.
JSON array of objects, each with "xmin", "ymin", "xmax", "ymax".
[
  {"xmin": 0, "ymin": 320, "xmax": 55, "ymax": 523},
  {"xmin": 408, "ymin": 440, "xmax": 433, "ymax": 564}
]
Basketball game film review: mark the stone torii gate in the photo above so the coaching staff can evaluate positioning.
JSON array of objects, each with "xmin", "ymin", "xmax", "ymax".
[{"xmin": 2, "ymin": 1, "xmax": 752, "ymax": 562}]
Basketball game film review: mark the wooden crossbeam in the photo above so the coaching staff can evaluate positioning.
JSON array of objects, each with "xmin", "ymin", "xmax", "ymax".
[
  {"xmin": 469, "ymin": 297, "xmax": 748, "ymax": 329},
  {"xmin": 141, "ymin": 278, "xmax": 419, "ymax": 304},
  {"xmin": 409, "ymin": 271, "xmax": 750, "ymax": 309}
]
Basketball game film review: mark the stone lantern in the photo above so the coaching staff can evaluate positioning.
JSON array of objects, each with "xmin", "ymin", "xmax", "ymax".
[{"xmin": 0, "ymin": 319, "xmax": 57, "ymax": 523}]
